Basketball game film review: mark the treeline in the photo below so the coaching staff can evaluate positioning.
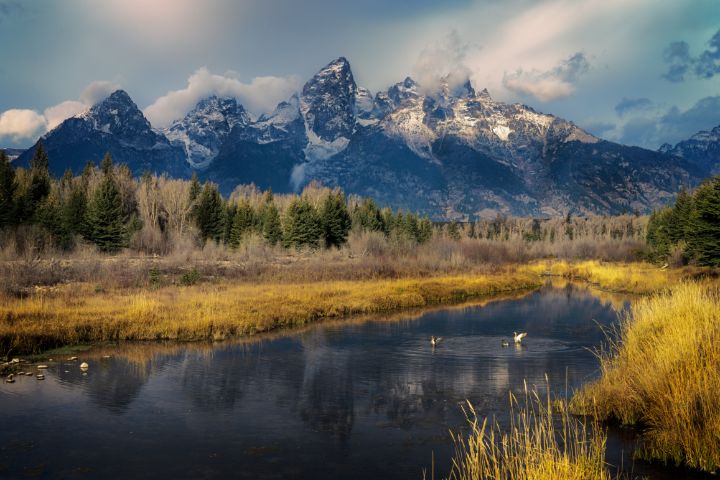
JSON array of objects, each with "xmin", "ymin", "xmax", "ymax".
[
  {"xmin": 0, "ymin": 144, "xmax": 434, "ymax": 254},
  {"xmin": 646, "ymin": 176, "xmax": 720, "ymax": 266},
  {"xmin": 453, "ymin": 214, "xmax": 646, "ymax": 243},
  {"xmin": 3, "ymin": 143, "xmax": 689, "ymax": 264}
]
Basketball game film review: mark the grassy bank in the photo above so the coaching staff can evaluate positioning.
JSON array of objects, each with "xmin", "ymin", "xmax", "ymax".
[
  {"xmin": 0, "ymin": 270, "xmax": 540, "ymax": 355},
  {"xmin": 572, "ymin": 283, "xmax": 720, "ymax": 472},
  {"xmin": 447, "ymin": 383, "xmax": 613, "ymax": 480},
  {"xmin": 526, "ymin": 260, "xmax": 709, "ymax": 293}
]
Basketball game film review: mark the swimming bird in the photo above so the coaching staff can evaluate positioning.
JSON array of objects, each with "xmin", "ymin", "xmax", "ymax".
[
  {"xmin": 513, "ymin": 332, "xmax": 527, "ymax": 344},
  {"xmin": 501, "ymin": 339, "xmax": 510, "ymax": 347},
  {"xmin": 430, "ymin": 336, "xmax": 442, "ymax": 347}
]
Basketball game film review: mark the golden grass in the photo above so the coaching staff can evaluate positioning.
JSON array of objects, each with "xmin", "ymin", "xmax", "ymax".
[
  {"xmin": 572, "ymin": 283, "xmax": 720, "ymax": 472},
  {"xmin": 447, "ymin": 381, "xmax": 614, "ymax": 480},
  {"xmin": 524, "ymin": 260, "xmax": 703, "ymax": 294},
  {"xmin": 0, "ymin": 270, "xmax": 541, "ymax": 355}
]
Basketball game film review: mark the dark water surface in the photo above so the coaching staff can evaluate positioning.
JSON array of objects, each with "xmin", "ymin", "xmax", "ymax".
[{"xmin": 0, "ymin": 284, "xmax": 712, "ymax": 479}]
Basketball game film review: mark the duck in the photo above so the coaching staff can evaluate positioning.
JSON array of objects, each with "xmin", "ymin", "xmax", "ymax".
[
  {"xmin": 430, "ymin": 336, "xmax": 443, "ymax": 347},
  {"xmin": 513, "ymin": 331, "xmax": 527, "ymax": 344},
  {"xmin": 501, "ymin": 339, "xmax": 510, "ymax": 347}
]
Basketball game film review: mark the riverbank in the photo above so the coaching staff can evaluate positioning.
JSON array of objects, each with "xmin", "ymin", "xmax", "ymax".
[
  {"xmin": 0, "ymin": 269, "xmax": 541, "ymax": 355},
  {"xmin": 572, "ymin": 282, "xmax": 720, "ymax": 473},
  {"xmin": 2, "ymin": 260, "xmax": 714, "ymax": 357}
]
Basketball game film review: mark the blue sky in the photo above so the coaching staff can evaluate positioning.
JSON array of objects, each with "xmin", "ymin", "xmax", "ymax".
[{"xmin": 0, "ymin": 0, "xmax": 718, "ymax": 150}]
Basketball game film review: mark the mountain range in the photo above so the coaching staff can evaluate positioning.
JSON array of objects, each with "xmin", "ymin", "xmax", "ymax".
[
  {"xmin": 14, "ymin": 57, "xmax": 714, "ymax": 219},
  {"xmin": 660, "ymin": 126, "xmax": 720, "ymax": 176}
]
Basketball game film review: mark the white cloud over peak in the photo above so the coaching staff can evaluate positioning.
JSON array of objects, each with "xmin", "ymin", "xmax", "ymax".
[
  {"xmin": 43, "ymin": 101, "xmax": 85, "ymax": 130},
  {"xmin": 80, "ymin": 80, "xmax": 122, "ymax": 105},
  {"xmin": 144, "ymin": 68, "xmax": 301, "ymax": 128},
  {"xmin": 412, "ymin": 30, "xmax": 479, "ymax": 94},
  {"xmin": 0, "ymin": 80, "xmax": 120, "ymax": 142},
  {"xmin": 502, "ymin": 52, "xmax": 590, "ymax": 102}
]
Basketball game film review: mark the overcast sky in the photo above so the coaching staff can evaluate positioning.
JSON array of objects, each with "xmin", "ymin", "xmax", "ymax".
[{"xmin": 1, "ymin": 0, "xmax": 718, "ymax": 149}]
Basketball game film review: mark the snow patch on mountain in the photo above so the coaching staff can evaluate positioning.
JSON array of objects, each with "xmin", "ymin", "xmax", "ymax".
[{"xmin": 492, "ymin": 125, "xmax": 512, "ymax": 141}]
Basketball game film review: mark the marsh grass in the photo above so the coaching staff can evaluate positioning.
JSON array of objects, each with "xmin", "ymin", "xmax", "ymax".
[
  {"xmin": 572, "ymin": 283, "xmax": 720, "ymax": 472},
  {"xmin": 525, "ymin": 260, "xmax": 708, "ymax": 294},
  {"xmin": 447, "ymin": 380, "xmax": 614, "ymax": 480},
  {"xmin": 0, "ymin": 271, "xmax": 540, "ymax": 355}
]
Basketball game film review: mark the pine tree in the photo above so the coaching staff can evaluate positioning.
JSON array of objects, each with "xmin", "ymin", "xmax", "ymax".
[
  {"xmin": 668, "ymin": 188, "xmax": 692, "ymax": 244},
  {"xmin": 85, "ymin": 154, "xmax": 125, "ymax": 252},
  {"xmin": 229, "ymin": 200, "xmax": 255, "ymax": 248},
  {"xmin": 352, "ymin": 198, "xmax": 384, "ymax": 232},
  {"xmin": 380, "ymin": 207, "xmax": 395, "ymax": 236},
  {"xmin": 37, "ymin": 186, "xmax": 73, "ymax": 250},
  {"xmin": 282, "ymin": 197, "xmax": 322, "ymax": 249},
  {"xmin": 404, "ymin": 213, "xmax": 420, "ymax": 241},
  {"xmin": 686, "ymin": 177, "xmax": 720, "ymax": 266},
  {"xmin": 646, "ymin": 207, "xmax": 674, "ymax": 262},
  {"xmin": 417, "ymin": 218, "xmax": 433, "ymax": 243},
  {"xmin": 447, "ymin": 221, "xmax": 461, "ymax": 240},
  {"xmin": 23, "ymin": 140, "xmax": 51, "ymax": 221},
  {"xmin": 260, "ymin": 201, "xmax": 282, "ymax": 246},
  {"xmin": 223, "ymin": 202, "xmax": 237, "ymax": 245},
  {"xmin": 319, "ymin": 190, "xmax": 351, "ymax": 248},
  {"xmin": 189, "ymin": 173, "xmax": 201, "ymax": 203},
  {"xmin": 0, "ymin": 150, "xmax": 17, "ymax": 228},
  {"xmin": 195, "ymin": 182, "xmax": 225, "ymax": 243},
  {"xmin": 63, "ymin": 179, "xmax": 88, "ymax": 237}
]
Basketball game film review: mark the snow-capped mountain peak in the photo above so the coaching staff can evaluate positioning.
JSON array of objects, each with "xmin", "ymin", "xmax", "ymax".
[
  {"xmin": 164, "ymin": 95, "xmax": 250, "ymax": 169},
  {"xmin": 77, "ymin": 89, "xmax": 154, "ymax": 142},
  {"xmin": 300, "ymin": 57, "xmax": 358, "ymax": 159},
  {"xmin": 661, "ymin": 124, "xmax": 720, "ymax": 174}
]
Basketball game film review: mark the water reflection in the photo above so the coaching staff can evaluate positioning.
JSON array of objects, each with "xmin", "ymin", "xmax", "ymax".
[{"xmin": 0, "ymin": 284, "xmax": 710, "ymax": 479}]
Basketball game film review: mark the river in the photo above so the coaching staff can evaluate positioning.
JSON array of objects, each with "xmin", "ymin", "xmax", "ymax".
[{"xmin": 0, "ymin": 283, "xmax": 711, "ymax": 479}]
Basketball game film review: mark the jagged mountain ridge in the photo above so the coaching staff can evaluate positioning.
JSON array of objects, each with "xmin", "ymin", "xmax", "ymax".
[
  {"xmin": 660, "ymin": 125, "xmax": 720, "ymax": 175},
  {"xmin": 16, "ymin": 58, "xmax": 707, "ymax": 218}
]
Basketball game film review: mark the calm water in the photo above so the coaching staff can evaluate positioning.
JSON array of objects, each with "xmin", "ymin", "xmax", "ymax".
[{"xmin": 0, "ymin": 284, "xmax": 712, "ymax": 479}]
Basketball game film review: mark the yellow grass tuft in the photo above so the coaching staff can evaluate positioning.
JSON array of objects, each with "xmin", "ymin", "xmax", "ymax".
[
  {"xmin": 573, "ymin": 283, "xmax": 720, "ymax": 472},
  {"xmin": 447, "ymin": 381, "xmax": 614, "ymax": 480}
]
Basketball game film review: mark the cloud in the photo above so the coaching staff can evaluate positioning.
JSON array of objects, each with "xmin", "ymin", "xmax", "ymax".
[
  {"xmin": 580, "ymin": 120, "xmax": 616, "ymax": 137},
  {"xmin": 80, "ymin": 80, "xmax": 122, "ymax": 105},
  {"xmin": 144, "ymin": 68, "xmax": 301, "ymax": 128},
  {"xmin": 0, "ymin": 79, "xmax": 119, "ymax": 144},
  {"xmin": 502, "ymin": 52, "xmax": 589, "ymax": 101},
  {"xmin": 412, "ymin": 30, "xmax": 479, "ymax": 94},
  {"xmin": 43, "ymin": 101, "xmax": 86, "ymax": 130},
  {"xmin": 663, "ymin": 29, "xmax": 720, "ymax": 82},
  {"xmin": 614, "ymin": 97, "xmax": 653, "ymax": 117},
  {"xmin": 0, "ymin": 109, "xmax": 47, "ymax": 141},
  {"xmin": 618, "ymin": 95, "xmax": 720, "ymax": 148}
]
